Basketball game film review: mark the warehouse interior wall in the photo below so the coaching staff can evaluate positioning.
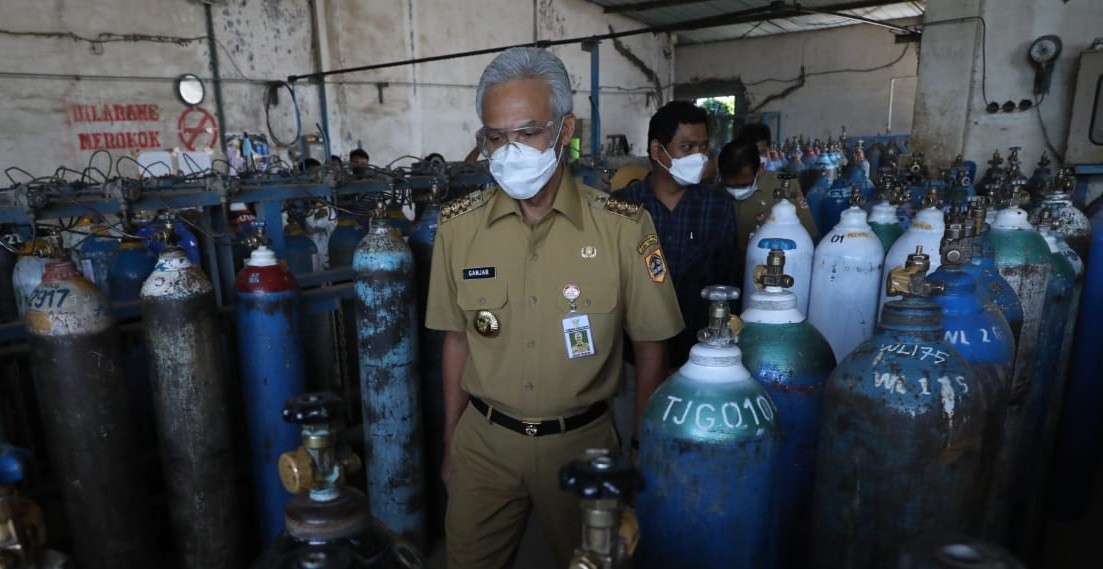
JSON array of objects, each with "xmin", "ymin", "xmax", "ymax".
[
  {"xmin": 910, "ymin": 0, "xmax": 1103, "ymax": 169},
  {"xmin": 674, "ymin": 19, "xmax": 920, "ymax": 143},
  {"xmin": 0, "ymin": 0, "xmax": 673, "ymax": 177}
]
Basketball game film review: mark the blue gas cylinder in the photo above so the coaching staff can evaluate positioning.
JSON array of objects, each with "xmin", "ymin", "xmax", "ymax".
[
  {"xmin": 1050, "ymin": 209, "xmax": 1103, "ymax": 517},
  {"xmin": 353, "ymin": 219, "xmax": 425, "ymax": 548},
  {"xmin": 234, "ymin": 244, "xmax": 306, "ymax": 545},
  {"xmin": 740, "ymin": 239, "xmax": 836, "ymax": 569},
  {"xmin": 283, "ymin": 222, "xmax": 319, "ymax": 276},
  {"xmin": 409, "ymin": 203, "xmax": 445, "ymax": 535},
  {"xmin": 0, "ymin": 444, "xmax": 28, "ymax": 484},
  {"xmin": 637, "ymin": 285, "xmax": 778, "ymax": 569},
  {"xmin": 928, "ymin": 222, "xmax": 1015, "ymax": 541},
  {"xmin": 811, "ymin": 248, "xmax": 989, "ymax": 569},
  {"xmin": 328, "ymin": 217, "xmax": 368, "ymax": 268},
  {"xmin": 107, "ymin": 239, "xmax": 157, "ymax": 303},
  {"xmin": 819, "ymin": 178, "xmax": 853, "ymax": 233},
  {"xmin": 965, "ymin": 238, "xmax": 1024, "ymax": 342},
  {"xmin": 77, "ymin": 225, "xmax": 119, "ymax": 295},
  {"xmin": 804, "ymin": 168, "xmax": 832, "ymax": 235}
]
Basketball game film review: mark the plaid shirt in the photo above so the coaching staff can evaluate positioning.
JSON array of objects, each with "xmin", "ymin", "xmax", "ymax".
[{"xmin": 618, "ymin": 177, "xmax": 739, "ymax": 365}]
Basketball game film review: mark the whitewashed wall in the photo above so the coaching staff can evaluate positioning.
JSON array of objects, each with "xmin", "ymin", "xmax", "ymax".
[
  {"xmin": 0, "ymin": 0, "xmax": 673, "ymax": 177},
  {"xmin": 675, "ymin": 19, "xmax": 920, "ymax": 142}
]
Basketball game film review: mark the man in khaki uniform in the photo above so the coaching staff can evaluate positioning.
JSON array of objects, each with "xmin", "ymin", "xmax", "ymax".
[
  {"xmin": 718, "ymin": 140, "xmax": 820, "ymax": 278},
  {"xmin": 425, "ymin": 47, "xmax": 683, "ymax": 569}
]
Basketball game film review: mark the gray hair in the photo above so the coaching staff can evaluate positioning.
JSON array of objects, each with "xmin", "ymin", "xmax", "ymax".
[{"xmin": 475, "ymin": 47, "xmax": 573, "ymax": 121}]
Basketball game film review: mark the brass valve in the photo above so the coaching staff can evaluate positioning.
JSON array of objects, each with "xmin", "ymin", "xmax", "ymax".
[
  {"xmin": 848, "ymin": 188, "xmax": 866, "ymax": 208},
  {"xmin": 886, "ymin": 246, "xmax": 945, "ymax": 298},
  {"xmin": 278, "ymin": 393, "xmax": 361, "ymax": 498},
  {"xmin": 921, "ymin": 187, "xmax": 941, "ymax": 209},
  {"xmin": 773, "ymin": 174, "xmax": 795, "ymax": 201},
  {"xmin": 698, "ymin": 285, "xmax": 741, "ymax": 344}
]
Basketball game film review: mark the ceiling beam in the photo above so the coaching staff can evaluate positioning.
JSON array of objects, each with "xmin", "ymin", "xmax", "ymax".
[
  {"xmin": 603, "ymin": 0, "xmax": 717, "ymax": 15},
  {"xmin": 658, "ymin": 0, "xmax": 920, "ymax": 34}
]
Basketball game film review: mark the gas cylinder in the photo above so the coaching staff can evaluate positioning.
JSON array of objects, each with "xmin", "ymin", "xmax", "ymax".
[
  {"xmin": 637, "ymin": 285, "xmax": 778, "ymax": 569},
  {"xmin": 1011, "ymin": 228, "xmax": 1074, "ymax": 562},
  {"xmin": 0, "ymin": 235, "xmax": 17, "ymax": 324},
  {"xmin": 304, "ymin": 201, "xmax": 339, "ymax": 270},
  {"xmin": 869, "ymin": 200, "xmax": 904, "ymax": 252},
  {"xmin": 980, "ymin": 204, "xmax": 1051, "ymax": 543},
  {"xmin": 409, "ymin": 200, "xmax": 445, "ymax": 536},
  {"xmin": 927, "ymin": 222, "xmax": 1015, "ymax": 541},
  {"xmin": 353, "ymin": 218, "xmax": 425, "ymax": 547},
  {"xmin": 879, "ymin": 201, "xmax": 945, "ymax": 310},
  {"xmin": 252, "ymin": 392, "xmax": 423, "ymax": 569},
  {"xmin": 1031, "ymin": 167, "xmax": 1091, "ymax": 260},
  {"xmin": 78, "ymin": 224, "xmax": 119, "ymax": 295},
  {"xmin": 808, "ymin": 194, "xmax": 885, "ymax": 361},
  {"xmin": 1005, "ymin": 148, "xmax": 1030, "ymax": 209},
  {"xmin": 140, "ymin": 247, "xmax": 240, "ymax": 569},
  {"xmin": 740, "ymin": 241, "xmax": 835, "ymax": 569},
  {"xmin": 25, "ymin": 260, "xmax": 155, "ymax": 569},
  {"xmin": 1025, "ymin": 151, "xmax": 1052, "ymax": 202},
  {"xmin": 811, "ymin": 249, "xmax": 988, "ymax": 569},
  {"xmin": 63, "ymin": 216, "xmax": 96, "ymax": 262},
  {"xmin": 235, "ymin": 241, "xmax": 307, "ymax": 545},
  {"xmin": 107, "ymin": 238, "xmax": 157, "ymax": 302},
  {"xmin": 804, "ymin": 166, "xmax": 831, "ymax": 235},
  {"xmin": 328, "ymin": 216, "xmax": 368, "ymax": 268},
  {"xmin": 819, "ymin": 177, "xmax": 853, "ymax": 233},
  {"xmin": 898, "ymin": 535, "xmax": 1026, "ymax": 569},
  {"xmin": 0, "ymin": 445, "xmax": 73, "ymax": 569},
  {"xmin": 742, "ymin": 176, "xmax": 814, "ymax": 315},
  {"xmin": 283, "ymin": 221, "xmax": 320, "ymax": 276},
  {"xmin": 963, "ymin": 204, "xmax": 1024, "ymax": 339},
  {"xmin": 13, "ymin": 235, "xmax": 59, "ymax": 317},
  {"xmin": 1050, "ymin": 208, "xmax": 1103, "ymax": 517}
]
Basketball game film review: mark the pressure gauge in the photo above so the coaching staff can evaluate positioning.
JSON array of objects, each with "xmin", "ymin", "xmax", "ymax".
[{"xmin": 1029, "ymin": 35, "xmax": 1063, "ymax": 96}]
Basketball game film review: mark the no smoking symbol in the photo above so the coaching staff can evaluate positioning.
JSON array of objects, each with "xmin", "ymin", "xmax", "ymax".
[{"xmin": 177, "ymin": 107, "xmax": 219, "ymax": 151}]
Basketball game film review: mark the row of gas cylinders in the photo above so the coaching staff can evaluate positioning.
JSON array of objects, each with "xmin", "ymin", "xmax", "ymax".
[
  {"xmin": 11, "ymin": 206, "xmax": 437, "ymax": 569},
  {"xmin": 634, "ymin": 180, "xmax": 1094, "ymax": 567}
]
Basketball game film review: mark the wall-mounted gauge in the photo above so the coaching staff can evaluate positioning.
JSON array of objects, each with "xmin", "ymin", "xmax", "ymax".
[{"xmin": 1029, "ymin": 35, "xmax": 1063, "ymax": 96}]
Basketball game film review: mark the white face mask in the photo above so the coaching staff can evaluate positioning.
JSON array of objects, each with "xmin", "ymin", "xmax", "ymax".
[
  {"xmin": 660, "ymin": 146, "xmax": 707, "ymax": 186},
  {"xmin": 725, "ymin": 173, "xmax": 759, "ymax": 200},
  {"xmin": 488, "ymin": 121, "xmax": 564, "ymax": 200}
]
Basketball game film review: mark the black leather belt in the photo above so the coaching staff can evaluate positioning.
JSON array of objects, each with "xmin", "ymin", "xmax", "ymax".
[{"xmin": 469, "ymin": 397, "xmax": 607, "ymax": 437}]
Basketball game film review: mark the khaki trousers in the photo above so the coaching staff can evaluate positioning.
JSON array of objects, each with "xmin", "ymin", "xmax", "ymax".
[{"xmin": 445, "ymin": 402, "xmax": 620, "ymax": 569}]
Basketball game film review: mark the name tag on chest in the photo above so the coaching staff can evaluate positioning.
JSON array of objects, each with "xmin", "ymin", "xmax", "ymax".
[{"xmin": 462, "ymin": 267, "xmax": 495, "ymax": 280}]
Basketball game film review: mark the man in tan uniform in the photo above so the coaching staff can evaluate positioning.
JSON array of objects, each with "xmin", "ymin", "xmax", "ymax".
[
  {"xmin": 425, "ymin": 47, "xmax": 683, "ymax": 569},
  {"xmin": 718, "ymin": 139, "xmax": 820, "ymax": 278}
]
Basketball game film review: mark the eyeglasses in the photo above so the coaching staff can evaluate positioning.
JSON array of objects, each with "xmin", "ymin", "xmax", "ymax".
[{"xmin": 476, "ymin": 119, "xmax": 562, "ymax": 157}]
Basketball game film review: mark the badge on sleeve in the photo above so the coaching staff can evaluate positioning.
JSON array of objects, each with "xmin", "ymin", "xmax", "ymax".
[
  {"xmin": 643, "ymin": 247, "xmax": 668, "ymax": 284},
  {"xmin": 563, "ymin": 314, "xmax": 595, "ymax": 359},
  {"xmin": 636, "ymin": 234, "xmax": 659, "ymax": 255}
]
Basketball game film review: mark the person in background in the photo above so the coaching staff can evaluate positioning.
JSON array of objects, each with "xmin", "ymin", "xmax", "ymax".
[
  {"xmin": 299, "ymin": 157, "xmax": 321, "ymax": 172},
  {"xmin": 349, "ymin": 148, "xmax": 370, "ymax": 166},
  {"xmin": 330, "ymin": 155, "xmax": 343, "ymax": 169},
  {"xmin": 616, "ymin": 100, "xmax": 738, "ymax": 369},
  {"xmin": 735, "ymin": 122, "xmax": 772, "ymax": 165},
  {"xmin": 425, "ymin": 47, "xmax": 683, "ymax": 569},
  {"xmin": 718, "ymin": 140, "xmax": 819, "ymax": 279}
]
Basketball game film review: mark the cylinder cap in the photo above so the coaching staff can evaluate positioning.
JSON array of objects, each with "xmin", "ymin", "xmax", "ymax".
[
  {"xmin": 993, "ymin": 208, "xmax": 1032, "ymax": 231},
  {"xmin": 247, "ymin": 246, "xmax": 278, "ymax": 267}
]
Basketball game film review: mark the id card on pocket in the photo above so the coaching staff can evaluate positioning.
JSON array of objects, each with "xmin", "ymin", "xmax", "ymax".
[{"xmin": 563, "ymin": 314, "xmax": 595, "ymax": 359}]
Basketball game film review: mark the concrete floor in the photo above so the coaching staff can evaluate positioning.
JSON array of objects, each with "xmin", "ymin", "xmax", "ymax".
[{"xmin": 426, "ymin": 460, "xmax": 1103, "ymax": 569}]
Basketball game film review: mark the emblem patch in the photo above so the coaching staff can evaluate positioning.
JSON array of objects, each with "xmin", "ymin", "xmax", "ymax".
[
  {"xmin": 636, "ymin": 233, "xmax": 659, "ymax": 255},
  {"xmin": 581, "ymin": 245, "xmax": 597, "ymax": 259},
  {"xmin": 462, "ymin": 267, "xmax": 495, "ymax": 280},
  {"xmin": 644, "ymin": 248, "xmax": 668, "ymax": 284}
]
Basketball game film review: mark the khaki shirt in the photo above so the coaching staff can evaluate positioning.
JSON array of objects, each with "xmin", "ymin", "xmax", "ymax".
[
  {"xmin": 732, "ymin": 170, "xmax": 820, "ymax": 277},
  {"xmin": 425, "ymin": 169, "xmax": 684, "ymax": 418}
]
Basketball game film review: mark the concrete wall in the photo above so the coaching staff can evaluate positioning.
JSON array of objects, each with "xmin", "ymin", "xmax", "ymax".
[
  {"xmin": 674, "ymin": 20, "xmax": 920, "ymax": 142},
  {"xmin": 910, "ymin": 0, "xmax": 1103, "ymax": 168},
  {"xmin": 0, "ymin": 0, "xmax": 673, "ymax": 177}
]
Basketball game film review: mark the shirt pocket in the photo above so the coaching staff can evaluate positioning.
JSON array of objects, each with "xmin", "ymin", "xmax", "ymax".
[{"xmin": 456, "ymin": 279, "xmax": 509, "ymax": 339}]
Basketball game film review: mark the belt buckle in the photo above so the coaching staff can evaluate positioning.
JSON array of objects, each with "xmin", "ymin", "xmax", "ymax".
[{"xmin": 522, "ymin": 421, "xmax": 540, "ymax": 437}]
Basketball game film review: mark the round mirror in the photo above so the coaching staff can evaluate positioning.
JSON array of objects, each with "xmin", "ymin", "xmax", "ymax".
[{"xmin": 176, "ymin": 74, "xmax": 205, "ymax": 106}]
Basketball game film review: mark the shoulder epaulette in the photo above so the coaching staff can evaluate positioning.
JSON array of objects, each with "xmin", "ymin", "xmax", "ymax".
[
  {"xmin": 440, "ymin": 190, "xmax": 488, "ymax": 222},
  {"xmin": 591, "ymin": 194, "xmax": 643, "ymax": 221}
]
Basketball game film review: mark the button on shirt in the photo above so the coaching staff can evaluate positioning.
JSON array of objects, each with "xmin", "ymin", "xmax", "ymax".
[
  {"xmin": 617, "ymin": 177, "xmax": 738, "ymax": 366},
  {"xmin": 425, "ymin": 171, "xmax": 684, "ymax": 418}
]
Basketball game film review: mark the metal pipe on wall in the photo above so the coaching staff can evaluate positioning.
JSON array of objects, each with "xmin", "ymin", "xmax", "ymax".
[{"xmin": 204, "ymin": 3, "xmax": 229, "ymax": 158}]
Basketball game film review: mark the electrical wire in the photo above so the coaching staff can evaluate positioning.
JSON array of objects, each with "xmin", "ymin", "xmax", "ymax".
[
  {"xmin": 265, "ymin": 82, "xmax": 303, "ymax": 148},
  {"xmin": 743, "ymin": 43, "xmax": 911, "ymax": 88},
  {"xmin": 1033, "ymin": 94, "xmax": 1066, "ymax": 164},
  {"xmin": 0, "ymin": 29, "xmax": 206, "ymax": 47}
]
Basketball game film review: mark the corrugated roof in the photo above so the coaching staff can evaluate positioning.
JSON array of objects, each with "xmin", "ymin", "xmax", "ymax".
[{"xmin": 588, "ymin": 0, "xmax": 925, "ymax": 44}]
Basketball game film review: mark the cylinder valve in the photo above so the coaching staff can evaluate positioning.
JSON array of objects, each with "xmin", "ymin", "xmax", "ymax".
[
  {"xmin": 279, "ymin": 392, "xmax": 362, "ymax": 501},
  {"xmin": 886, "ymin": 246, "xmax": 945, "ymax": 298},
  {"xmin": 559, "ymin": 449, "xmax": 643, "ymax": 569},
  {"xmin": 753, "ymin": 238, "xmax": 797, "ymax": 290},
  {"xmin": 696, "ymin": 285, "xmax": 741, "ymax": 344}
]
